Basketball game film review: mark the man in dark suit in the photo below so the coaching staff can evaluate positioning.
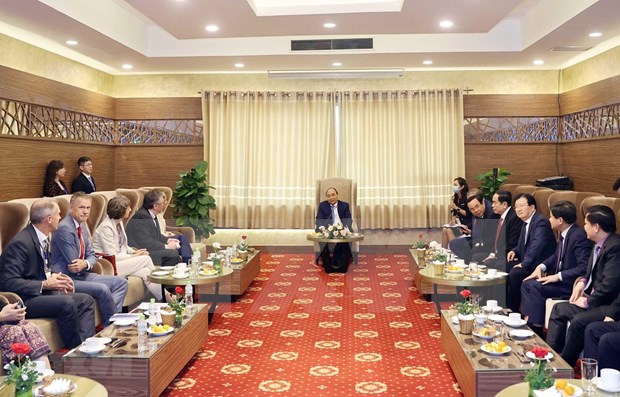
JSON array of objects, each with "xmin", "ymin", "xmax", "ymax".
[
  {"xmin": 474, "ymin": 190, "xmax": 522, "ymax": 268},
  {"xmin": 584, "ymin": 292, "xmax": 620, "ymax": 372},
  {"xmin": 51, "ymin": 192, "xmax": 128, "ymax": 326},
  {"xmin": 70, "ymin": 156, "xmax": 96, "ymax": 193},
  {"xmin": 0, "ymin": 198, "xmax": 95, "ymax": 348},
  {"xmin": 315, "ymin": 187, "xmax": 353, "ymax": 272},
  {"xmin": 546, "ymin": 205, "xmax": 620, "ymax": 367},
  {"xmin": 506, "ymin": 193, "xmax": 556, "ymax": 312},
  {"xmin": 126, "ymin": 189, "xmax": 182, "ymax": 266},
  {"xmin": 521, "ymin": 201, "xmax": 592, "ymax": 336},
  {"xmin": 449, "ymin": 191, "xmax": 498, "ymax": 263}
]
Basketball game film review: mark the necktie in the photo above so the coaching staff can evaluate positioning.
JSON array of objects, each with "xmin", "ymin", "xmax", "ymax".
[
  {"xmin": 585, "ymin": 245, "xmax": 601, "ymax": 290},
  {"xmin": 153, "ymin": 216, "xmax": 160, "ymax": 230},
  {"xmin": 494, "ymin": 218, "xmax": 504, "ymax": 252},
  {"xmin": 77, "ymin": 225, "xmax": 85, "ymax": 259},
  {"xmin": 524, "ymin": 221, "xmax": 530, "ymax": 244},
  {"xmin": 331, "ymin": 206, "xmax": 337, "ymax": 222},
  {"xmin": 87, "ymin": 176, "xmax": 96, "ymax": 191},
  {"xmin": 117, "ymin": 223, "xmax": 126, "ymax": 248},
  {"xmin": 556, "ymin": 235, "xmax": 564, "ymax": 271},
  {"xmin": 42, "ymin": 238, "xmax": 50, "ymax": 273}
]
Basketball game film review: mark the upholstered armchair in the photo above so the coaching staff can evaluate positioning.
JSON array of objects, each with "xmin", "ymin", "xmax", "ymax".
[
  {"xmin": 0, "ymin": 202, "xmax": 29, "ymax": 254},
  {"xmin": 314, "ymin": 177, "xmax": 360, "ymax": 264}
]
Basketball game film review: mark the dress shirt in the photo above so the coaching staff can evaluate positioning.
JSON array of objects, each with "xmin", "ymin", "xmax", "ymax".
[
  {"xmin": 331, "ymin": 204, "xmax": 341, "ymax": 225},
  {"xmin": 539, "ymin": 225, "xmax": 572, "ymax": 281}
]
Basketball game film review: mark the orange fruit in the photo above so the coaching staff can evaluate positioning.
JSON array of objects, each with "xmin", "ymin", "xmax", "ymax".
[
  {"xmin": 564, "ymin": 385, "xmax": 575, "ymax": 396},
  {"xmin": 555, "ymin": 379, "xmax": 567, "ymax": 390}
]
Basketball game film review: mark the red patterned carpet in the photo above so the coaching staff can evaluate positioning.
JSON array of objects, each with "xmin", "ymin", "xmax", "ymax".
[{"xmin": 162, "ymin": 253, "xmax": 463, "ymax": 397}]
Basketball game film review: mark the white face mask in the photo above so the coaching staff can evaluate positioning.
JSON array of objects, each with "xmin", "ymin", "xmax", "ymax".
[{"xmin": 453, "ymin": 186, "xmax": 460, "ymax": 194}]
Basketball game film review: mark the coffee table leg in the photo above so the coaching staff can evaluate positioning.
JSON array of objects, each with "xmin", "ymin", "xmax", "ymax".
[{"xmin": 208, "ymin": 281, "xmax": 220, "ymax": 324}]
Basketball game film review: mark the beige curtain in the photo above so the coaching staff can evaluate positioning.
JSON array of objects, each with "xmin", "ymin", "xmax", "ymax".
[
  {"xmin": 338, "ymin": 90, "xmax": 464, "ymax": 229},
  {"xmin": 203, "ymin": 91, "xmax": 335, "ymax": 228}
]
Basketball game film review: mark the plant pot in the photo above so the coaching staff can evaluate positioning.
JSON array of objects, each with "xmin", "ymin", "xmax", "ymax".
[
  {"xmin": 161, "ymin": 311, "xmax": 176, "ymax": 326},
  {"xmin": 237, "ymin": 250, "xmax": 248, "ymax": 260},
  {"xmin": 432, "ymin": 262, "xmax": 445, "ymax": 275},
  {"xmin": 416, "ymin": 249, "xmax": 426, "ymax": 265},
  {"xmin": 15, "ymin": 386, "xmax": 33, "ymax": 397},
  {"xmin": 174, "ymin": 312, "xmax": 183, "ymax": 326},
  {"xmin": 458, "ymin": 315, "xmax": 475, "ymax": 334}
]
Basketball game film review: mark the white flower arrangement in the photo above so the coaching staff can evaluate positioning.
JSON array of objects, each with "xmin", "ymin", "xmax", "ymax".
[
  {"xmin": 317, "ymin": 223, "xmax": 351, "ymax": 239},
  {"xmin": 212, "ymin": 242, "xmax": 221, "ymax": 252},
  {"xmin": 428, "ymin": 241, "xmax": 442, "ymax": 250}
]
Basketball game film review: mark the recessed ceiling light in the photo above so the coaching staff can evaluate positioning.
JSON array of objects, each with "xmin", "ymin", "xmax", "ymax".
[
  {"xmin": 439, "ymin": 20, "xmax": 453, "ymax": 28},
  {"xmin": 589, "ymin": 32, "xmax": 602, "ymax": 38},
  {"xmin": 324, "ymin": 22, "xmax": 336, "ymax": 28},
  {"xmin": 332, "ymin": 62, "xmax": 342, "ymax": 67},
  {"xmin": 423, "ymin": 60, "xmax": 433, "ymax": 65},
  {"xmin": 533, "ymin": 60, "xmax": 544, "ymax": 65},
  {"xmin": 122, "ymin": 64, "xmax": 133, "ymax": 70},
  {"xmin": 65, "ymin": 40, "xmax": 78, "ymax": 46},
  {"xmin": 205, "ymin": 25, "xmax": 219, "ymax": 32},
  {"xmin": 234, "ymin": 63, "xmax": 245, "ymax": 68}
]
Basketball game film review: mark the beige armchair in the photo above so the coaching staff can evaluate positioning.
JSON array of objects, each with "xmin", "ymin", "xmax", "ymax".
[
  {"xmin": 0, "ymin": 202, "xmax": 30, "ymax": 254},
  {"xmin": 314, "ymin": 178, "xmax": 360, "ymax": 264}
]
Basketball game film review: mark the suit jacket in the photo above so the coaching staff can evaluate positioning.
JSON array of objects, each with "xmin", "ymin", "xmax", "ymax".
[
  {"xmin": 495, "ymin": 207, "xmax": 523, "ymax": 257},
  {"xmin": 0, "ymin": 224, "xmax": 48, "ymax": 300},
  {"xmin": 92, "ymin": 217, "xmax": 133, "ymax": 261},
  {"xmin": 512, "ymin": 211, "xmax": 556, "ymax": 271},
  {"xmin": 542, "ymin": 224, "xmax": 591, "ymax": 287},
  {"xmin": 71, "ymin": 173, "xmax": 96, "ymax": 193},
  {"xmin": 584, "ymin": 233, "xmax": 620, "ymax": 309},
  {"xmin": 470, "ymin": 199, "xmax": 499, "ymax": 255},
  {"xmin": 315, "ymin": 200, "xmax": 353, "ymax": 231},
  {"xmin": 125, "ymin": 207, "xmax": 169, "ymax": 251},
  {"xmin": 50, "ymin": 215, "xmax": 97, "ymax": 276}
]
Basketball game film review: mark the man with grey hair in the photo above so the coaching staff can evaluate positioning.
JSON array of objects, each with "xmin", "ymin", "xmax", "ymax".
[
  {"xmin": 0, "ymin": 198, "xmax": 96, "ymax": 348},
  {"xmin": 51, "ymin": 192, "xmax": 128, "ymax": 325}
]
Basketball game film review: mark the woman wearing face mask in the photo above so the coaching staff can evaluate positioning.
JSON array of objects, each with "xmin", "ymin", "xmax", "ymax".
[{"xmin": 442, "ymin": 177, "xmax": 473, "ymax": 247}]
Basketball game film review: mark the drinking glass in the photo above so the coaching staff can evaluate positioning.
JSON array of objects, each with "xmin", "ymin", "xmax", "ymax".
[
  {"xmin": 470, "ymin": 294, "xmax": 481, "ymax": 314},
  {"xmin": 581, "ymin": 358, "xmax": 598, "ymax": 395}
]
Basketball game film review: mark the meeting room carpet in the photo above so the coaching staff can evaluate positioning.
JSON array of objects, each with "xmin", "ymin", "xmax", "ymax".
[{"xmin": 162, "ymin": 253, "xmax": 462, "ymax": 397}]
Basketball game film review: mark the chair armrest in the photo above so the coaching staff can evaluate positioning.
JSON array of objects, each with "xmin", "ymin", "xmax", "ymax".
[
  {"xmin": 96, "ymin": 253, "xmax": 118, "ymax": 275},
  {"xmin": 167, "ymin": 226, "xmax": 196, "ymax": 244},
  {"xmin": 0, "ymin": 291, "xmax": 22, "ymax": 304},
  {"xmin": 93, "ymin": 258, "xmax": 115, "ymax": 276}
]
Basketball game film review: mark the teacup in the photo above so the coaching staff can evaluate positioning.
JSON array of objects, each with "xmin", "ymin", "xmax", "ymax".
[
  {"xmin": 84, "ymin": 337, "xmax": 101, "ymax": 350},
  {"xmin": 173, "ymin": 267, "xmax": 186, "ymax": 276},
  {"xmin": 474, "ymin": 313, "xmax": 487, "ymax": 325},
  {"xmin": 177, "ymin": 262, "xmax": 188, "ymax": 270},
  {"xmin": 455, "ymin": 259, "xmax": 465, "ymax": 267},
  {"xmin": 202, "ymin": 260, "xmax": 214, "ymax": 271},
  {"xmin": 508, "ymin": 313, "xmax": 521, "ymax": 323},
  {"xmin": 34, "ymin": 360, "xmax": 47, "ymax": 375},
  {"xmin": 487, "ymin": 268, "xmax": 497, "ymax": 277},
  {"xmin": 600, "ymin": 368, "xmax": 620, "ymax": 390},
  {"xmin": 486, "ymin": 299, "xmax": 498, "ymax": 308}
]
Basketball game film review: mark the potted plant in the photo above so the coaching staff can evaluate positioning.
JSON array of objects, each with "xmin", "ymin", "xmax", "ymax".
[
  {"xmin": 475, "ymin": 168, "xmax": 511, "ymax": 200},
  {"xmin": 171, "ymin": 160, "xmax": 217, "ymax": 240},
  {"xmin": 432, "ymin": 252, "xmax": 447, "ymax": 275},
  {"xmin": 524, "ymin": 346, "xmax": 556, "ymax": 396},
  {"xmin": 238, "ymin": 235, "xmax": 249, "ymax": 260},
  {"xmin": 456, "ymin": 289, "xmax": 475, "ymax": 334}
]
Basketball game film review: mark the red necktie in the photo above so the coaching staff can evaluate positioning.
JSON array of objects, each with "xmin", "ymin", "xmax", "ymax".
[
  {"xmin": 494, "ymin": 218, "xmax": 504, "ymax": 252},
  {"xmin": 77, "ymin": 225, "xmax": 85, "ymax": 259}
]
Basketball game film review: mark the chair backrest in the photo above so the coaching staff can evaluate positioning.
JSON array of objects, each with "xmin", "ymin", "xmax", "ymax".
[
  {"xmin": 0, "ymin": 202, "xmax": 30, "ymax": 254},
  {"xmin": 500, "ymin": 184, "xmax": 520, "ymax": 198},
  {"xmin": 549, "ymin": 191, "xmax": 605, "ymax": 227},
  {"xmin": 85, "ymin": 193, "xmax": 106, "ymax": 236},
  {"xmin": 580, "ymin": 196, "xmax": 620, "ymax": 229},
  {"xmin": 139, "ymin": 186, "xmax": 174, "ymax": 228},
  {"xmin": 316, "ymin": 178, "xmax": 358, "ymax": 230},
  {"xmin": 532, "ymin": 189, "xmax": 557, "ymax": 220},
  {"xmin": 115, "ymin": 188, "xmax": 141, "ymax": 224},
  {"xmin": 53, "ymin": 194, "xmax": 72, "ymax": 219},
  {"xmin": 513, "ymin": 185, "xmax": 551, "ymax": 197}
]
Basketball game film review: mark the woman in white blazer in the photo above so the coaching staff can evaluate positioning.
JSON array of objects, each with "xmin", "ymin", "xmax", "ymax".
[{"xmin": 92, "ymin": 196, "xmax": 163, "ymax": 301}]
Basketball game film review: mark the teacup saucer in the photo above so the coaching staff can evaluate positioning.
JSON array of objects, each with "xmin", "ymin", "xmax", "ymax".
[
  {"xmin": 78, "ymin": 344, "xmax": 105, "ymax": 354},
  {"xmin": 595, "ymin": 378, "xmax": 620, "ymax": 393},
  {"xmin": 172, "ymin": 273, "xmax": 189, "ymax": 279}
]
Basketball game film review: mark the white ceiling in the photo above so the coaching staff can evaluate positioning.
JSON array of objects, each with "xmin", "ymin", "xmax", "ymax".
[{"xmin": 0, "ymin": 0, "xmax": 619, "ymax": 75}]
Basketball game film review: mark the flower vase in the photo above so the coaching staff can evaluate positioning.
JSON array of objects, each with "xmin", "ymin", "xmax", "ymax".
[
  {"xmin": 174, "ymin": 312, "xmax": 183, "ymax": 326},
  {"xmin": 15, "ymin": 386, "xmax": 33, "ymax": 397},
  {"xmin": 458, "ymin": 315, "xmax": 475, "ymax": 334},
  {"xmin": 237, "ymin": 250, "xmax": 248, "ymax": 260},
  {"xmin": 416, "ymin": 249, "xmax": 426, "ymax": 266},
  {"xmin": 213, "ymin": 258, "xmax": 222, "ymax": 273}
]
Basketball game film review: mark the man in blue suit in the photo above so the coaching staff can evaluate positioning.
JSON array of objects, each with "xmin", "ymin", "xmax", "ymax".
[
  {"xmin": 315, "ymin": 187, "xmax": 353, "ymax": 272},
  {"xmin": 584, "ymin": 292, "xmax": 620, "ymax": 372},
  {"xmin": 506, "ymin": 193, "xmax": 556, "ymax": 312},
  {"xmin": 449, "ymin": 190, "xmax": 498, "ymax": 263},
  {"xmin": 520, "ymin": 201, "xmax": 592, "ymax": 336},
  {"xmin": 51, "ymin": 192, "xmax": 128, "ymax": 325}
]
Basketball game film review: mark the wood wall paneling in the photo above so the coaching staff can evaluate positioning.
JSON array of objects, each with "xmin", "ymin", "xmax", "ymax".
[
  {"xmin": 0, "ymin": 137, "xmax": 115, "ymax": 201},
  {"xmin": 558, "ymin": 138, "xmax": 620, "ymax": 193},
  {"xmin": 560, "ymin": 74, "xmax": 620, "ymax": 115},
  {"xmin": 114, "ymin": 98, "xmax": 202, "ymax": 120},
  {"xmin": 0, "ymin": 65, "xmax": 115, "ymax": 119},
  {"xmin": 463, "ymin": 94, "xmax": 559, "ymax": 117}
]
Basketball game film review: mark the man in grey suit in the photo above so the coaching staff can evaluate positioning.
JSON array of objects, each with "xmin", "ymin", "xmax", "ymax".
[
  {"xmin": 51, "ymin": 192, "xmax": 128, "ymax": 325},
  {"xmin": 125, "ymin": 189, "xmax": 181, "ymax": 267},
  {"xmin": 0, "ymin": 198, "xmax": 95, "ymax": 348}
]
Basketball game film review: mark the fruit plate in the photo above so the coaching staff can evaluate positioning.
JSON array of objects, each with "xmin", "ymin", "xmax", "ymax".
[
  {"xmin": 534, "ymin": 384, "xmax": 583, "ymax": 397},
  {"xmin": 199, "ymin": 269, "xmax": 218, "ymax": 277},
  {"xmin": 480, "ymin": 344, "xmax": 511, "ymax": 355},
  {"xmin": 148, "ymin": 326, "xmax": 175, "ymax": 336},
  {"xmin": 526, "ymin": 350, "xmax": 554, "ymax": 360},
  {"xmin": 472, "ymin": 330, "xmax": 499, "ymax": 340}
]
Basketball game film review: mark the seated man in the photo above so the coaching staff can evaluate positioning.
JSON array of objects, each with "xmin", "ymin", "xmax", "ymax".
[
  {"xmin": 0, "ymin": 198, "xmax": 95, "ymax": 348},
  {"xmin": 521, "ymin": 201, "xmax": 592, "ymax": 336},
  {"xmin": 51, "ymin": 192, "xmax": 128, "ymax": 326},
  {"xmin": 584, "ymin": 314, "xmax": 620, "ymax": 371},
  {"xmin": 154, "ymin": 192, "xmax": 192, "ymax": 263},
  {"xmin": 126, "ymin": 189, "xmax": 183, "ymax": 267},
  {"xmin": 315, "ymin": 187, "xmax": 353, "ymax": 273},
  {"xmin": 474, "ymin": 190, "xmax": 522, "ymax": 268},
  {"xmin": 505, "ymin": 193, "xmax": 556, "ymax": 312},
  {"xmin": 449, "ymin": 191, "xmax": 498, "ymax": 263},
  {"xmin": 546, "ymin": 205, "xmax": 620, "ymax": 367}
]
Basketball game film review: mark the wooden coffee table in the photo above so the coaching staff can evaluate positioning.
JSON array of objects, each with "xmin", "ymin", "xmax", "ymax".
[
  {"xmin": 62, "ymin": 304, "xmax": 209, "ymax": 397},
  {"xmin": 440, "ymin": 310, "xmax": 573, "ymax": 397},
  {"xmin": 198, "ymin": 250, "xmax": 261, "ymax": 297},
  {"xmin": 408, "ymin": 249, "xmax": 456, "ymax": 296}
]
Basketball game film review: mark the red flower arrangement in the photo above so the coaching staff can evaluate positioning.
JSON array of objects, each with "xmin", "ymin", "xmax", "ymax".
[
  {"xmin": 456, "ymin": 289, "xmax": 474, "ymax": 316},
  {"xmin": 4, "ymin": 343, "xmax": 39, "ymax": 392},
  {"xmin": 524, "ymin": 346, "xmax": 555, "ymax": 395},
  {"xmin": 167, "ymin": 286, "xmax": 186, "ymax": 315}
]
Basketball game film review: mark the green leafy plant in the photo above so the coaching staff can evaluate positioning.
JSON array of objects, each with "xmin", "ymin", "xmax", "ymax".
[
  {"xmin": 433, "ymin": 252, "xmax": 447, "ymax": 263},
  {"xmin": 172, "ymin": 160, "xmax": 217, "ymax": 238},
  {"xmin": 524, "ymin": 346, "xmax": 555, "ymax": 395},
  {"xmin": 456, "ymin": 289, "xmax": 474, "ymax": 316},
  {"xmin": 4, "ymin": 343, "xmax": 39, "ymax": 392},
  {"xmin": 414, "ymin": 233, "xmax": 427, "ymax": 249},
  {"xmin": 475, "ymin": 168, "xmax": 511, "ymax": 200}
]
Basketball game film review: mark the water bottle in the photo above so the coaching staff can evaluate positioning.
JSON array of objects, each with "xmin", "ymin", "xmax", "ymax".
[
  {"xmin": 137, "ymin": 314, "xmax": 147, "ymax": 354},
  {"xmin": 148, "ymin": 298, "xmax": 157, "ymax": 325},
  {"xmin": 190, "ymin": 249, "xmax": 200, "ymax": 276},
  {"xmin": 185, "ymin": 284, "xmax": 194, "ymax": 312}
]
